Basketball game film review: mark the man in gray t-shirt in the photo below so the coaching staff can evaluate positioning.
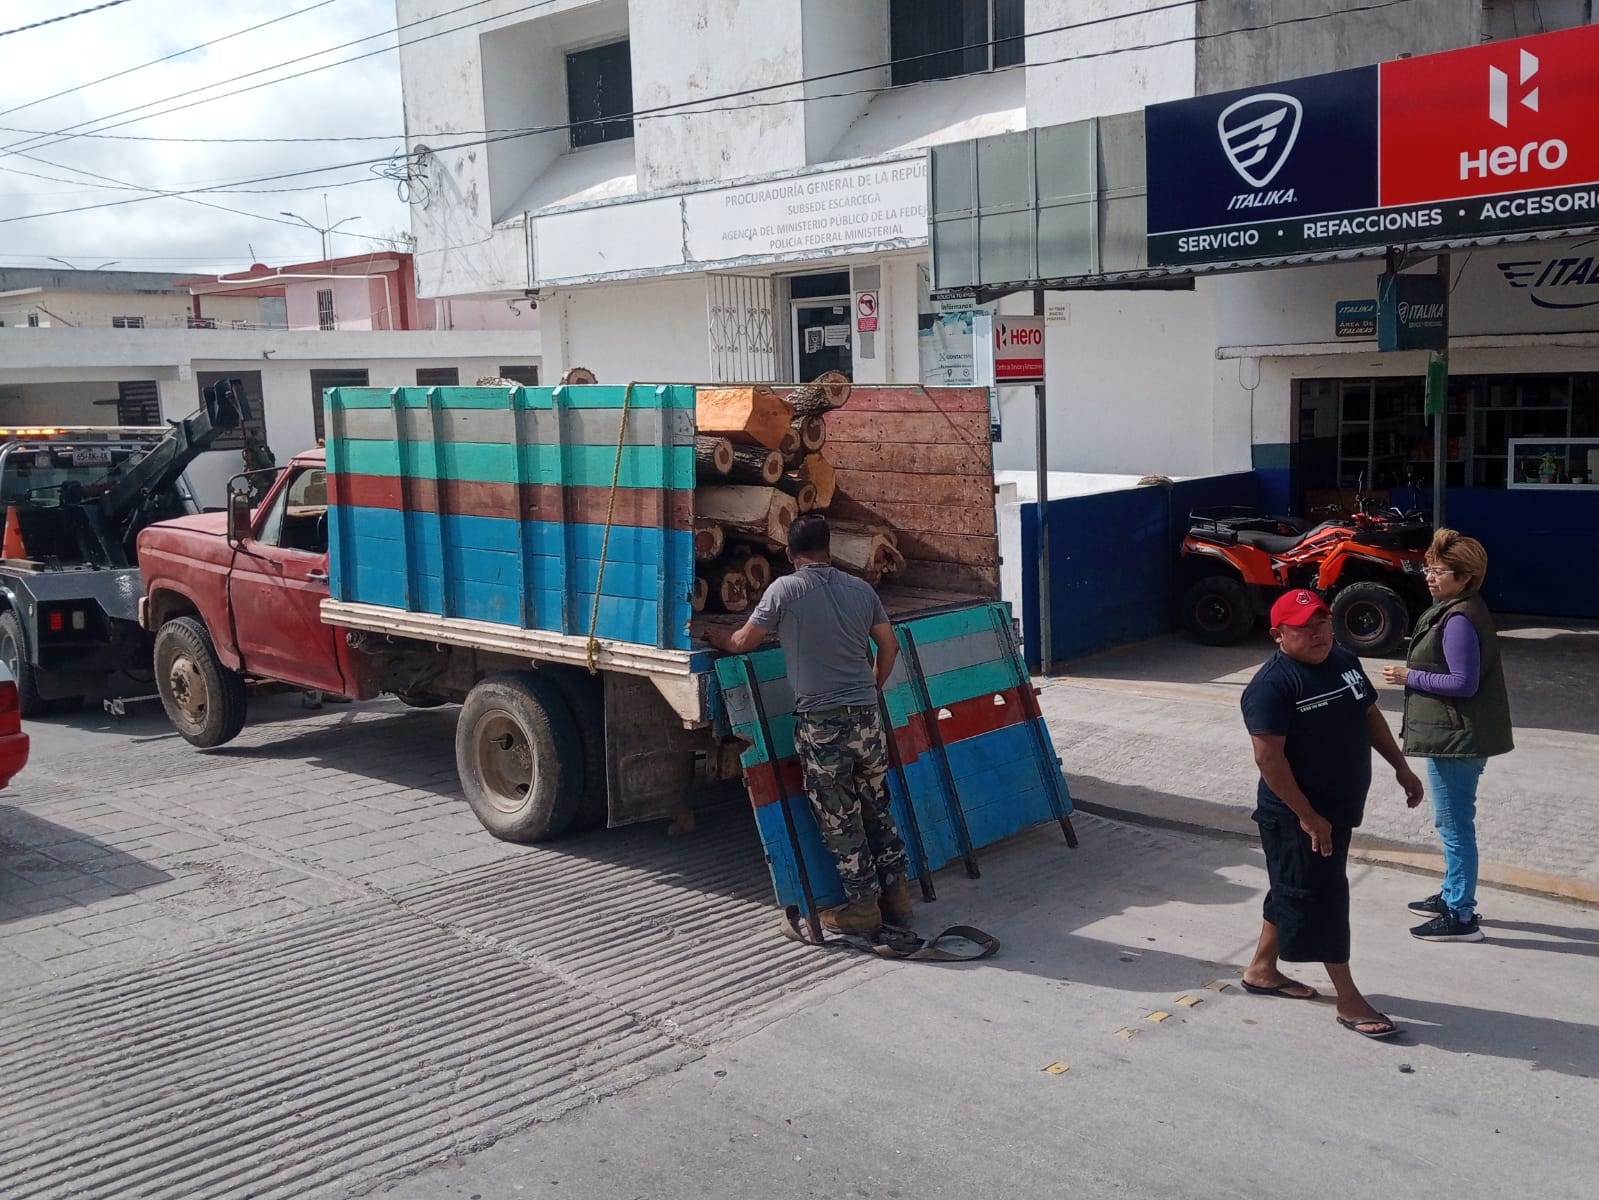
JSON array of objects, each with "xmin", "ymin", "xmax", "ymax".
[{"xmin": 707, "ymin": 515, "xmax": 911, "ymax": 935}]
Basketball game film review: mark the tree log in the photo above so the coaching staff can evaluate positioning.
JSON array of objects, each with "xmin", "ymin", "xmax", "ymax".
[
  {"xmin": 785, "ymin": 370, "xmax": 852, "ymax": 417},
  {"xmin": 794, "ymin": 414, "xmax": 827, "ymax": 453},
  {"xmin": 693, "ymin": 518, "xmax": 726, "ymax": 563},
  {"xmin": 799, "ymin": 454, "xmax": 835, "ymax": 509},
  {"xmin": 695, "ymin": 385, "xmax": 794, "ymax": 449},
  {"xmin": 727, "ymin": 543, "xmax": 773, "ymax": 591},
  {"xmin": 696, "ymin": 485, "xmax": 797, "ymax": 547},
  {"xmin": 774, "ymin": 475, "xmax": 819, "ymax": 512},
  {"xmin": 701, "ymin": 564, "xmax": 750, "ymax": 613},
  {"xmin": 691, "ymin": 576, "xmax": 709, "ymax": 613},
  {"xmin": 778, "ymin": 426, "xmax": 802, "ymax": 461},
  {"xmin": 560, "ymin": 366, "xmax": 598, "ymax": 385},
  {"xmin": 695, "ymin": 436, "xmax": 734, "ymax": 477},
  {"xmin": 727, "ymin": 445, "xmax": 784, "ymax": 486},
  {"xmin": 827, "ymin": 522, "xmax": 904, "ymax": 586}
]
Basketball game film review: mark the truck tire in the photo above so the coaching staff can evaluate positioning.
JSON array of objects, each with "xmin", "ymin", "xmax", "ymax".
[
  {"xmin": 0, "ymin": 609, "xmax": 47, "ymax": 718},
  {"xmin": 1330, "ymin": 582, "xmax": 1409, "ymax": 657},
  {"xmin": 154, "ymin": 617, "xmax": 248, "ymax": 748},
  {"xmin": 456, "ymin": 671, "xmax": 583, "ymax": 843},
  {"xmin": 541, "ymin": 665, "xmax": 608, "ymax": 831},
  {"xmin": 1181, "ymin": 576, "xmax": 1255, "ymax": 646}
]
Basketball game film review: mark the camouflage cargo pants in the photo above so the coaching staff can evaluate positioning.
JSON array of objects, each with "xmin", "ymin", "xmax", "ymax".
[{"xmin": 793, "ymin": 705, "xmax": 909, "ymax": 903}]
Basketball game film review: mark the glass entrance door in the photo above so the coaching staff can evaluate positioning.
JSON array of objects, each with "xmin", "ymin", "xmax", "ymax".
[{"xmin": 792, "ymin": 298, "xmax": 852, "ymax": 380}]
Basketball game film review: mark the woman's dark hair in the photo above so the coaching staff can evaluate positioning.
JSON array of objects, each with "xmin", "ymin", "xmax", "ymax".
[{"xmin": 787, "ymin": 513, "xmax": 831, "ymax": 556}]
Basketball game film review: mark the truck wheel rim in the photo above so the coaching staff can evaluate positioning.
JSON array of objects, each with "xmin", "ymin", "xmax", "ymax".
[
  {"xmin": 472, "ymin": 710, "xmax": 536, "ymax": 814},
  {"xmin": 168, "ymin": 655, "xmax": 208, "ymax": 725},
  {"xmin": 0, "ymin": 629, "xmax": 17, "ymax": 682},
  {"xmin": 1345, "ymin": 602, "xmax": 1386, "ymax": 640}
]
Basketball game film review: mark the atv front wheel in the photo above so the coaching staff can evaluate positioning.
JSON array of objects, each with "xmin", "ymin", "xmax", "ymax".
[
  {"xmin": 1181, "ymin": 577, "xmax": 1255, "ymax": 646},
  {"xmin": 1330, "ymin": 582, "xmax": 1409, "ymax": 656}
]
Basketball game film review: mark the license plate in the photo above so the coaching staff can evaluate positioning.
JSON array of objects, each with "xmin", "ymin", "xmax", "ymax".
[{"xmin": 71, "ymin": 448, "xmax": 112, "ymax": 467}]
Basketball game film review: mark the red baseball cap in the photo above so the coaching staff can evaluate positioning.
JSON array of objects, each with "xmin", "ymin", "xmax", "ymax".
[{"xmin": 1269, "ymin": 588, "xmax": 1330, "ymax": 628}]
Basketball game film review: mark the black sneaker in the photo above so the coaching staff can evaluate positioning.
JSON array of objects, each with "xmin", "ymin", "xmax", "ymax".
[
  {"xmin": 1410, "ymin": 912, "xmax": 1484, "ymax": 942},
  {"xmin": 1408, "ymin": 893, "xmax": 1448, "ymax": 916}
]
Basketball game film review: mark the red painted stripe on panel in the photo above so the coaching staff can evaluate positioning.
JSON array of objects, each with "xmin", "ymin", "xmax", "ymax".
[{"xmin": 328, "ymin": 472, "xmax": 691, "ymax": 529}]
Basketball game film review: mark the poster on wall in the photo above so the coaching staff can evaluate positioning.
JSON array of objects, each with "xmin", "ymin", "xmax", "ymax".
[
  {"xmin": 917, "ymin": 307, "xmax": 982, "ymax": 386},
  {"xmin": 803, "ymin": 326, "xmax": 823, "ymax": 355}
]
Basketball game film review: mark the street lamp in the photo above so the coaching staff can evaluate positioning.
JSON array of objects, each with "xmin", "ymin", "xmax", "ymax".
[
  {"xmin": 279, "ymin": 194, "xmax": 360, "ymax": 260},
  {"xmin": 44, "ymin": 257, "xmax": 120, "ymax": 270}
]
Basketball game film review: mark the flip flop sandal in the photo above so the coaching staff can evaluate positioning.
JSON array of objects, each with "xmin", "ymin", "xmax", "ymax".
[
  {"xmin": 1241, "ymin": 978, "xmax": 1319, "ymax": 999},
  {"xmin": 1337, "ymin": 1015, "xmax": 1401, "ymax": 1039}
]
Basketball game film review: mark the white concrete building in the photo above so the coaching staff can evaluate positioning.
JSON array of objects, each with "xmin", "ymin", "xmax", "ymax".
[
  {"xmin": 394, "ymin": 0, "xmax": 1597, "ymax": 495},
  {"xmin": 0, "ymin": 328, "xmax": 544, "ymax": 507}
]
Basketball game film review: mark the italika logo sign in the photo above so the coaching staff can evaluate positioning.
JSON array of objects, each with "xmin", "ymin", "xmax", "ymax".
[{"xmin": 1217, "ymin": 93, "xmax": 1303, "ymax": 188}]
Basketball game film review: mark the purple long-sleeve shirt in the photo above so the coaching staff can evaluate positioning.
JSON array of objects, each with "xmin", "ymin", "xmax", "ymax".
[{"xmin": 1408, "ymin": 612, "xmax": 1480, "ymax": 698}]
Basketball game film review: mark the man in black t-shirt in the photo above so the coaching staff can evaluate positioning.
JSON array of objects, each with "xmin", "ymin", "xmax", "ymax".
[{"xmin": 1239, "ymin": 589, "xmax": 1424, "ymax": 1039}]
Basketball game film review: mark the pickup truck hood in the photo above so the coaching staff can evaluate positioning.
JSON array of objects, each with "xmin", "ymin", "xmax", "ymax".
[{"xmin": 149, "ymin": 512, "xmax": 230, "ymax": 538}]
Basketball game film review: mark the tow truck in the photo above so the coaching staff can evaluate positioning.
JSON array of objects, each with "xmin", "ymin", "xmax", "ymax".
[{"xmin": 0, "ymin": 380, "xmax": 248, "ymax": 715}]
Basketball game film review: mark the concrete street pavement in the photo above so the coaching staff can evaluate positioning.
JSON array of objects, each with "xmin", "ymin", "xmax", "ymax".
[
  {"xmin": 1038, "ymin": 619, "xmax": 1599, "ymax": 900},
  {"xmin": 3, "ymin": 675, "xmax": 1596, "ymax": 1199}
]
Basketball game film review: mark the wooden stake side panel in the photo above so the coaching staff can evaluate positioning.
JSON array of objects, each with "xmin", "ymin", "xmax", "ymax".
[{"xmin": 822, "ymin": 387, "xmax": 997, "ymax": 593}]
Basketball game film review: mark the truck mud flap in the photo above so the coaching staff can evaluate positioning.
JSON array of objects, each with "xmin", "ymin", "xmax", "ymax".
[{"xmin": 715, "ymin": 601, "xmax": 1075, "ymax": 913}]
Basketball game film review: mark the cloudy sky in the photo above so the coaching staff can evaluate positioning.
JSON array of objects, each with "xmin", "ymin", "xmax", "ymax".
[{"xmin": 0, "ymin": 0, "xmax": 416, "ymax": 274}]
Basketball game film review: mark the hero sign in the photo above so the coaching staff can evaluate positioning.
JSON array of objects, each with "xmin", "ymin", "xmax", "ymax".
[{"xmin": 994, "ymin": 316, "xmax": 1045, "ymax": 383}]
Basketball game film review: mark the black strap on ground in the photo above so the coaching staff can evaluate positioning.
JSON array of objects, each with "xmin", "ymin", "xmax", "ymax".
[{"xmin": 779, "ymin": 906, "xmax": 999, "ymax": 961}]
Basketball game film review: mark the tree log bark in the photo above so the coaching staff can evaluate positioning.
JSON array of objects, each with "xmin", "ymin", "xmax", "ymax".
[
  {"xmin": 693, "ymin": 518, "xmax": 726, "ymax": 563},
  {"xmin": 727, "ymin": 445, "xmax": 784, "ymax": 485},
  {"xmin": 695, "ymin": 385, "xmax": 794, "ymax": 449},
  {"xmin": 727, "ymin": 543, "xmax": 773, "ymax": 591},
  {"xmin": 785, "ymin": 370, "xmax": 852, "ymax": 417},
  {"xmin": 794, "ymin": 414, "xmax": 827, "ymax": 453},
  {"xmin": 695, "ymin": 436, "xmax": 734, "ymax": 478},
  {"xmin": 696, "ymin": 485, "xmax": 797, "ymax": 547},
  {"xmin": 773, "ymin": 475, "xmax": 819, "ymax": 512}
]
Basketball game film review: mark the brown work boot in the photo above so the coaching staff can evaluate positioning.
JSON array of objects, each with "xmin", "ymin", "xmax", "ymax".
[
  {"xmin": 820, "ymin": 896, "xmax": 883, "ymax": 936},
  {"xmin": 879, "ymin": 877, "xmax": 915, "ymax": 927}
]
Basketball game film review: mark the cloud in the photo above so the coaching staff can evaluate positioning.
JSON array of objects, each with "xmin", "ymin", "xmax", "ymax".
[{"xmin": 0, "ymin": 0, "xmax": 413, "ymax": 271}]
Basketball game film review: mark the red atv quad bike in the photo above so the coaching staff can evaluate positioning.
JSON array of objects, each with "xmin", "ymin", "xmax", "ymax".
[{"xmin": 1179, "ymin": 501, "xmax": 1432, "ymax": 655}]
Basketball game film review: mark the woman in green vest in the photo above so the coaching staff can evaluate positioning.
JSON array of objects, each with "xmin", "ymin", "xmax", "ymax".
[{"xmin": 1381, "ymin": 529, "xmax": 1514, "ymax": 944}]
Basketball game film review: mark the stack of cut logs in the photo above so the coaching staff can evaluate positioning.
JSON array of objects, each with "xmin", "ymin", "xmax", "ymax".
[{"xmin": 692, "ymin": 371, "xmax": 903, "ymax": 614}]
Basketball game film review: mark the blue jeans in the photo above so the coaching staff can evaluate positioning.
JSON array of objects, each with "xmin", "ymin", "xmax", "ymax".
[{"xmin": 1426, "ymin": 757, "xmax": 1486, "ymax": 920}]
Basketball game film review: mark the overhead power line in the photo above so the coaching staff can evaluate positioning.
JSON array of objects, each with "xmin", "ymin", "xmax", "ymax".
[
  {"xmin": 0, "ymin": 1, "xmax": 340, "ymax": 121},
  {"xmin": 0, "ymin": 0, "xmax": 136, "ymax": 40},
  {"xmin": 0, "ymin": 0, "xmax": 536, "ymax": 161},
  {"xmin": 0, "ymin": 0, "xmax": 1422, "ymax": 230}
]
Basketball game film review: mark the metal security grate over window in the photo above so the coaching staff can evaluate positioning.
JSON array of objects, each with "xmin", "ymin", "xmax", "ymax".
[{"xmin": 707, "ymin": 274, "xmax": 778, "ymax": 383}]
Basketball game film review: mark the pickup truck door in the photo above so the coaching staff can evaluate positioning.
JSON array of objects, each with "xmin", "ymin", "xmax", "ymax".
[{"xmin": 228, "ymin": 465, "xmax": 346, "ymax": 693}]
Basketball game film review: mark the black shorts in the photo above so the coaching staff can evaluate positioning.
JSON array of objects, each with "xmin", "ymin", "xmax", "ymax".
[{"xmin": 1255, "ymin": 810, "xmax": 1354, "ymax": 964}]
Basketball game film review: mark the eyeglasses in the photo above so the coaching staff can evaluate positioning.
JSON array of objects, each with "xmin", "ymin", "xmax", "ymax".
[{"xmin": 1421, "ymin": 567, "xmax": 1455, "ymax": 578}]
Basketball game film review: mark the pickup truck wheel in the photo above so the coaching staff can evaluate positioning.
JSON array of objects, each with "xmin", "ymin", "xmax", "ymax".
[
  {"xmin": 154, "ymin": 617, "xmax": 248, "ymax": 748},
  {"xmin": 456, "ymin": 671, "xmax": 582, "ymax": 843},
  {"xmin": 541, "ymin": 665, "xmax": 608, "ymax": 831}
]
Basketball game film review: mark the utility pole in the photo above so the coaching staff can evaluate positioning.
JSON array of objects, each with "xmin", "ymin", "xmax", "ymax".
[{"xmin": 279, "ymin": 194, "xmax": 360, "ymax": 260}]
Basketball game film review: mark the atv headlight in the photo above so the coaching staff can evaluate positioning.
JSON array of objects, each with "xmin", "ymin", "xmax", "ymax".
[{"xmin": 1402, "ymin": 559, "xmax": 1425, "ymax": 575}]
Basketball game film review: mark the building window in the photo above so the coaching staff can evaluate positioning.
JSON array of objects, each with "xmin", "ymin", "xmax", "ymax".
[
  {"xmin": 115, "ymin": 381, "xmax": 162, "ymax": 427},
  {"xmin": 416, "ymin": 367, "xmax": 460, "ymax": 388},
  {"xmin": 497, "ymin": 365, "xmax": 539, "ymax": 386},
  {"xmin": 26, "ymin": 313, "xmax": 40, "ymax": 327},
  {"xmin": 187, "ymin": 316, "xmax": 218, "ymax": 330},
  {"xmin": 111, "ymin": 315, "xmax": 145, "ymax": 329},
  {"xmin": 567, "ymin": 40, "xmax": 634, "ymax": 148},
  {"xmin": 890, "ymin": 0, "xmax": 1024, "ymax": 87},
  {"xmin": 308, "ymin": 368, "xmax": 370, "ymax": 442},
  {"xmin": 317, "ymin": 288, "xmax": 336, "ymax": 331}
]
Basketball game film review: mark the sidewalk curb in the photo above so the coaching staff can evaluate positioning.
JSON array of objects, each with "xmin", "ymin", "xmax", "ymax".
[{"xmin": 1073, "ymin": 798, "xmax": 1599, "ymax": 909}]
